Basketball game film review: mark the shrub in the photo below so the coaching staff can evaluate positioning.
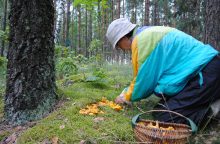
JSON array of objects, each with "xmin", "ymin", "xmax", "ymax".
[{"xmin": 56, "ymin": 57, "xmax": 78, "ymax": 78}]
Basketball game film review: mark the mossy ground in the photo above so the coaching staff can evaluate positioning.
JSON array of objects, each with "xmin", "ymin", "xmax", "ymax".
[
  {"xmin": 0, "ymin": 64, "xmax": 220, "ymax": 143},
  {"xmin": 16, "ymin": 64, "xmax": 158, "ymax": 143}
]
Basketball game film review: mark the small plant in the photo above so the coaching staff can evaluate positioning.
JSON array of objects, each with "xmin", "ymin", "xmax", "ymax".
[
  {"xmin": 0, "ymin": 57, "xmax": 7, "ymax": 97},
  {"xmin": 73, "ymin": 54, "xmax": 88, "ymax": 65},
  {"xmin": 56, "ymin": 57, "xmax": 78, "ymax": 78},
  {"xmin": 86, "ymin": 67, "xmax": 107, "ymax": 83},
  {"xmin": 0, "ymin": 57, "xmax": 7, "ymax": 76},
  {"xmin": 88, "ymin": 39, "xmax": 104, "ymax": 66},
  {"xmin": 0, "ymin": 56, "xmax": 7, "ymax": 67},
  {"xmin": 55, "ymin": 45, "xmax": 70, "ymax": 58},
  {"xmin": 0, "ymin": 28, "xmax": 9, "ymax": 43},
  {"xmin": 93, "ymin": 67, "xmax": 106, "ymax": 79}
]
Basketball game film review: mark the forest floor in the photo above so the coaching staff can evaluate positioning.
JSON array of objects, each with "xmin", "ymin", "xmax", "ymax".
[{"xmin": 0, "ymin": 64, "xmax": 220, "ymax": 144}]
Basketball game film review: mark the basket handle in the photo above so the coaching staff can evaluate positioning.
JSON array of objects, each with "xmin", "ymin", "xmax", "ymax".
[{"xmin": 131, "ymin": 109, "xmax": 198, "ymax": 133}]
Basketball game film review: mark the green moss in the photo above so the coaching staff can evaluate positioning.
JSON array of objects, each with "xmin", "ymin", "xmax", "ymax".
[
  {"xmin": 6, "ymin": 63, "xmax": 217, "ymax": 143},
  {"xmin": 5, "ymin": 93, "xmax": 57, "ymax": 125},
  {"xmin": 16, "ymin": 64, "xmax": 142, "ymax": 143}
]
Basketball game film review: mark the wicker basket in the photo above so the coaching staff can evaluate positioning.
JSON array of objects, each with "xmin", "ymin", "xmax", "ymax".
[{"xmin": 132, "ymin": 110, "xmax": 197, "ymax": 144}]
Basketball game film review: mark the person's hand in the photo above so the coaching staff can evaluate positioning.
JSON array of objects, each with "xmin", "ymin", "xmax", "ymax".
[
  {"xmin": 115, "ymin": 93, "xmax": 131, "ymax": 105},
  {"xmin": 115, "ymin": 95, "xmax": 126, "ymax": 104}
]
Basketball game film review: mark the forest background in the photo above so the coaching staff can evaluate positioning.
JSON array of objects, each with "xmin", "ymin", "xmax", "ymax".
[{"xmin": 0, "ymin": 0, "xmax": 220, "ymax": 143}]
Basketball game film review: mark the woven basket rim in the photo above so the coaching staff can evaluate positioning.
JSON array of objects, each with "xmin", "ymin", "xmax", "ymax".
[
  {"xmin": 136, "ymin": 119, "xmax": 191, "ymax": 128},
  {"xmin": 134, "ymin": 128, "xmax": 191, "ymax": 140},
  {"xmin": 133, "ymin": 119, "xmax": 192, "ymax": 141}
]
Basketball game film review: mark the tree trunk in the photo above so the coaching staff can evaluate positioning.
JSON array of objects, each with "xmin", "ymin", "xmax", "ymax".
[
  {"xmin": 85, "ymin": 6, "xmax": 88, "ymax": 57},
  {"xmin": 66, "ymin": 0, "xmax": 71, "ymax": 47},
  {"xmin": 111, "ymin": 0, "xmax": 114, "ymax": 21},
  {"xmin": 204, "ymin": 0, "xmax": 220, "ymax": 51},
  {"xmin": 122, "ymin": 0, "xmax": 125, "ymax": 17},
  {"xmin": 5, "ymin": 0, "xmax": 57, "ymax": 125},
  {"xmin": 71, "ymin": 7, "xmax": 75, "ymax": 52},
  {"xmin": 55, "ymin": 0, "xmax": 62, "ymax": 44},
  {"xmin": 88, "ymin": 8, "xmax": 93, "ymax": 58},
  {"xmin": 117, "ymin": 0, "xmax": 120, "ymax": 18},
  {"xmin": 54, "ymin": 0, "xmax": 57, "ymax": 33},
  {"xmin": 98, "ymin": 0, "xmax": 101, "ymax": 40},
  {"xmin": 163, "ymin": 0, "xmax": 169, "ymax": 26},
  {"xmin": 122, "ymin": 0, "xmax": 125, "ymax": 62},
  {"xmin": 1, "ymin": 0, "xmax": 8, "ymax": 56},
  {"xmin": 134, "ymin": 1, "xmax": 137, "ymax": 23},
  {"xmin": 153, "ymin": 0, "xmax": 159, "ymax": 25},
  {"xmin": 111, "ymin": 0, "xmax": 114, "ymax": 63},
  {"xmin": 77, "ymin": 4, "xmax": 81, "ymax": 54},
  {"xmin": 144, "ymin": 0, "xmax": 149, "ymax": 25},
  {"xmin": 131, "ymin": 1, "xmax": 135, "ymax": 23},
  {"xmin": 62, "ymin": 0, "xmax": 66, "ymax": 46}
]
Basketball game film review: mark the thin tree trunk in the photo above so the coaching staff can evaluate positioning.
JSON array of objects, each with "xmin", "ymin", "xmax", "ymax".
[
  {"xmin": 163, "ymin": 0, "xmax": 169, "ymax": 26},
  {"xmin": 5, "ymin": 0, "xmax": 57, "ymax": 125},
  {"xmin": 85, "ymin": 6, "xmax": 88, "ymax": 57},
  {"xmin": 1, "ymin": 0, "xmax": 8, "ymax": 56},
  {"xmin": 54, "ymin": 0, "xmax": 57, "ymax": 33},
  {"xmin": 98, "ymin": 0, "xmax": 101, "ymax": 41},
  {"xmin": 77, "ymin": 5, "xmax": 81, "ymax": 54},
  {"xmin": 66, "ymin": 0, "xmax": 71, "ymax": 47},
  {"xmin": 71, "ymin": 8, "xmax": 74, "ymax": 52},
  {"xmin": 204, "ymin": 0, "xmax": 220, "ymax": 51},
  {"xmin": 122, "ymin": 0, "xmax": 125, "ymax": 63},
  {"xmin": 123, "ymin": 0, "xmax": 125, "ymax": 17},
  {"xmin": 153, "ymin": 0, "xmax": 159, "ymax": 25},
  {"xmin": 111, "ymin": 0, "xmax": 114, "ymax": 63},
  {"xmin": 112, "ymin": 0, "xmax": 114, "ymax": 20},
  {"xmin": 117, "ymin": 0, "xmax": 120, "ymax": 18},
  {"xmin": 88, "ymin": 8, "xmax": 93, "ymax": 58},
  {"xmin": 134, "ymin": 1, "xmax": 137, "ymax": 23},
  {"xmin": 62, "ymin": 0, "xmax": 66, "ymax": 46},
  {"xmin": 144, "ymin": 0, "xmax": 149, "ymax": 25},
  {"xmin": 117, "ymin": 0, "xmax": 121, "ymax": 63},
  {"xmin": 102, "ymin": 8, "xmax": 106, "ymax": 61},
  {"xmin": 131, "ymin": 0, "xmax": 136, "ymax": 23}
]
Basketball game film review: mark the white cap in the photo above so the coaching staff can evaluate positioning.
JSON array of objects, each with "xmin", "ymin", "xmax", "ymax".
[{"xmin": 106, "ymin": 18, "xmax": 137, "ymax": 49}]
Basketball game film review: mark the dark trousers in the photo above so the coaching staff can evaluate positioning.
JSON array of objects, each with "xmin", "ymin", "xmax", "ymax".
[{"xmin": 153, "ymin": 55, "xmax": 220, "ymax": 127}]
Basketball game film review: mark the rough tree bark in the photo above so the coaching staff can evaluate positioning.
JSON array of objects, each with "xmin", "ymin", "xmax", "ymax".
[
  {"xmin": 5, "ymin": 0, "xmax": 57, "ymax": 125},
  {"xmin": 204, "ymin": 0, "xmax": 220, "ymax": 51}
]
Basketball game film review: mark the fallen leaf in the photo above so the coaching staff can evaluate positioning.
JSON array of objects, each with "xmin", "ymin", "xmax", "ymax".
[
  {"xmin": 51, "ymin": 136, "xmax": 59, "ymax": 144},
  {"xmin": 42, "ymin": 138, "xmax": 51, "ymax": 144},
  {"xmin": 4, "ymin": 133, "xmax": 16, "ymax": 144},
  {"xmin": 93, "ymin": 117, "xmax": 105, "ymax": 123},
  {"xmin": 14, "ymin": 126, "xmax": 24, "ymax": 131},
  {"xmin": 79, "ymin": 140, "xmax": 86, "ymax": 144},
  {"xmin": 59, "ymin": 125, "xmax": 65, "ymax": 129}
]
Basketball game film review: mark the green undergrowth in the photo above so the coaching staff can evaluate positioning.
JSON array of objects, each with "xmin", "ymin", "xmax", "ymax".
[
  {"xmin": 1, "ymin": 62, "xmax": 220, "ymax": 143},
  {"xmin": 0, "ymin": 57, "xmax": 6, "ymax": 120},
  {"xmin": 17, "ymin": 64, "xmax": 158, "ymax": 143}
]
